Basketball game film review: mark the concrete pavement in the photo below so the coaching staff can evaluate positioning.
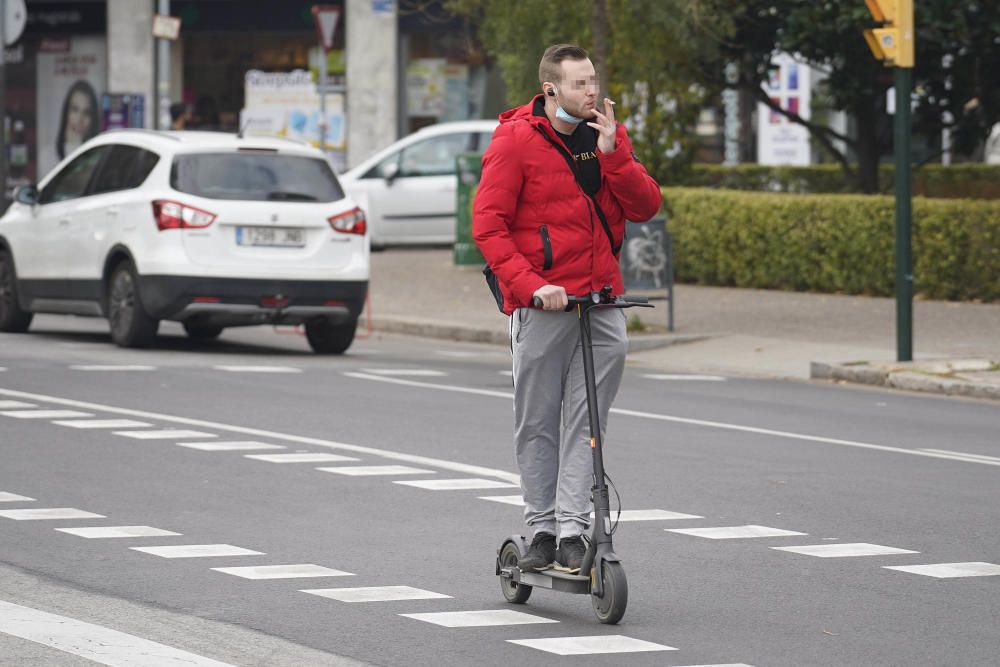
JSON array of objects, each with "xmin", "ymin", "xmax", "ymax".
[{"xmin": 366, "ymin": 248, "xmax": 1000, "ymax": 399}]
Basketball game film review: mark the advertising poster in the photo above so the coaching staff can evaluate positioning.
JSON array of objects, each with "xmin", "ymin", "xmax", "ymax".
[
  {"xmin": 406, "ymin": 58, "xmax": 446, "ymax": 118},
  {"xmin": 36, "ymin": 36, "xmax": 107, "ymax": 177},
  {"xmin": 757, "ymin": 52, "xmax": 811, "ymax": 165}
]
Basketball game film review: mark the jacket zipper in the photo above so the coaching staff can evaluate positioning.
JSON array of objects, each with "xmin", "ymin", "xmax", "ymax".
[{"xmin": 539, "ymin": 225, "xmax": 553, "ymax": 270}]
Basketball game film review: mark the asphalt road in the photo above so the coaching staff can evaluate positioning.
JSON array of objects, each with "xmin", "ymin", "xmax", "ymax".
[{"xmin": 1, "ymin": 315, "xmax": 998, "ymax": 666}]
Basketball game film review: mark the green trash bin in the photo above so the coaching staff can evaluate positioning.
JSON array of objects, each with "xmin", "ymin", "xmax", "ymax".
[{"xmin": 454, "ymin": 152, "xmax": 485, "ymax": 266}]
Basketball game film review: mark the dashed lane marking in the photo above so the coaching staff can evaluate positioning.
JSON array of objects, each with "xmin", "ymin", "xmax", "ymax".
[
  {"xmin": 244, "ymin": 452, "xmax": 359, "ymax": 463},
  {"xmin": 316, "ymin": 465, "xmax": 434, "ymax": 476},
  {"xmin": 0, "ymin": 400, "xmax": 34, "ymax": 409},
  {"xmin": 772, "ymin": 543, "xmax": 919, "ymax": 558},
  {"xmin": 0, "ymin": 493, "xmax": 35, "ymax": 502},
  {"xmin": 1, "ymin": 409, "xmax": 93, "ymax": 419},
  {"xmin": 360, "ymin": 368, "xmax": 447, "ymax": 376},
  {"xmin": 394, "ymin": 478, "xmax": 520, "ymax": 490},
  {"xmin": 213, "ymin": 365, "xmax": 302, "ymax": 373},
  {"xmin": 56, "ymin": 526, "xmax": 182, "ymax": 539},
  {"xmin": 667, "ymin": 525, "xmax": 807, "ymax": 539},
  {"xmin": 53, "ymin": 419, "xmax": 153, "ymax": 429},
  {"xmin": 0, "ymin": 600, "xmax": 235, "ymax": 667},
  {"xmin": 0, "ymin": 388, "xmax": 520, "ymax": 484},
  {"xmin": 130, "ymin": 544, "xmax": 264, "ymax": 559},
  {"xmin": 70, "ymin": 365, "xmax": 157, "ymax": 371},
  {"xmin": 883, "ymin": 562, "xmax": 1000, "ymax": 578},
  {"xmin": 919, "ymin": 448, "xmax": 1000, "ymax": 464},
  {"xmin": 341, "ymin": 372, "xmax": 1000, "ymax": 468},
  {"xmin": 478, "ymin": 495, "xmax": 525, "ymax": 506},
  {"xmin": 507, "ymin": 635, "xmax": 677, "ymax": 655},
  {"xmin": 302, "ymin": 586, "xmax": 450, "ymax": 602},
  {"xmin": 213, "ymin": 564, "xmax": 354, "ymax": 580},
  {"xmin": 178, "ymin": 441, "xmax": 286, "ymax": 451},
  {"xmin": 114, "ymin": 430, "xmax": 217, "ymax": 440},
  {"xmin": 641, "ymin": 373, "xmax": 727, "ymax": 381},
  {"xmin": 0, "ymin": 508, "xmax": 105, "ymax": 520},
  {"xmin": 400, "ymin": 609, "xmax": 559, "ymax": 627},
  {"xmin": 595, "ymin": 509, "xmax": 703, "ymax": 521}
]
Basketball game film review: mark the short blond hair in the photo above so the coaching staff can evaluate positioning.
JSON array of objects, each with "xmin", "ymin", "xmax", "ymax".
[{"xmin": 538, "ymin": 44, "xmax": 589, "ymax": 87}]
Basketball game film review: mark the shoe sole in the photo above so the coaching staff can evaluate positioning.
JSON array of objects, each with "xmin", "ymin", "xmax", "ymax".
[{"xmin": 551, "ymin": 564, "xmax": 581, "ymax": 574}]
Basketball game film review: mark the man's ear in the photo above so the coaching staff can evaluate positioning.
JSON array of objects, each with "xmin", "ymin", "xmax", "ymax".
[{"xmin": 543, "ymin": 82, "xmax": 556, "ymax": 97}]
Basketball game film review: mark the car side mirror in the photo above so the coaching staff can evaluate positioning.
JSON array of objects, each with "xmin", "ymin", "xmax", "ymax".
[
  {"xmin": 14, "ymin": 185, "xmax": 39, "ymax": 206},
  {"xmin": 382, "ymin": 162, "xmax": 400, "ymax": 184}
]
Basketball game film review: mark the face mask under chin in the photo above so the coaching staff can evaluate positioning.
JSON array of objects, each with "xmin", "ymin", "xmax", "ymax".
[{"xmin": 555, "ymin": 104, "xmax": 586, "ymax": 125}]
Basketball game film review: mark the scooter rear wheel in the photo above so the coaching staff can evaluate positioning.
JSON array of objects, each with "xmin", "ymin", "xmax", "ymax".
[
  {"xmin": 499, "ymin": 541, "xmax": 532, "ymax": 604},
  {"xmin": 591, "ymin": 561, "xmax": 628, "ymax": 624}
]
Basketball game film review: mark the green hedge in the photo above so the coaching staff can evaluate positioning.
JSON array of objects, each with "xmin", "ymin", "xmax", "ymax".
[
  {"xmin": 675, "ymin": 164, "xmax": 1000, "ymax": 199},
  {"xmin": 665, "ymin": 188, "xmax": 1000, "ymax": 302}
]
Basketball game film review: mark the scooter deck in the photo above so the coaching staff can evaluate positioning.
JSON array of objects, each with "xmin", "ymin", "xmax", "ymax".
[{"xmin": 500, "ymin": 566, "xmax": 590, "ymax": 594}]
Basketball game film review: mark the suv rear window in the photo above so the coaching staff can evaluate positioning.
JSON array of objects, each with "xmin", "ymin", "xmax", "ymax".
[{"xmin": 170, "ymin": 152, "xmax": 345, "ymax": 202}]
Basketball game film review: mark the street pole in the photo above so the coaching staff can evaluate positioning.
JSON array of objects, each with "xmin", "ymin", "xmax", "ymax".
[
  {"xmin": 894, "ymin": 67, "xmax": 913, "ymax": 361},
  {"xmin": 319, "ymin": 52, "xmax": 327, "ymax": 153},
  {"xmin": 0, "ymin": 0, "xmax": 7, "ymax": 207},
  {"xmin": 157, "ymin": 0, "xmax": 170, "ymax": 130}
]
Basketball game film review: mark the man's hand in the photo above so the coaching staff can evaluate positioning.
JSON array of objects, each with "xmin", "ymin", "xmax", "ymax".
[
  {"xmin": 532, "ymin": 284, "xmax": 568, "ymax": 311},
  {"xmin": 588, "ymin": 97, "xmax": 617, "ymax": 154}
]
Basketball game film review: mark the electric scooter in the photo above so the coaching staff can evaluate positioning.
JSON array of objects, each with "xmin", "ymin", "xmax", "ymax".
[{"xmin": 496, "ymin": 286, "xmax": 652, "ymax": 625}]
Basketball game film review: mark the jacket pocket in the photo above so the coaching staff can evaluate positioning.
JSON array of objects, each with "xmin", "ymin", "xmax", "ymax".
[{"xmin": 539, "ymin": 225, "xmax": 553, "ymax": 271}]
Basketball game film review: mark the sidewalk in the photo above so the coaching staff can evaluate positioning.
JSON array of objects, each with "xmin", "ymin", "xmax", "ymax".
[{"xmin": 366, "ymin": 249, "xmax": 1000, "ymax": 400}]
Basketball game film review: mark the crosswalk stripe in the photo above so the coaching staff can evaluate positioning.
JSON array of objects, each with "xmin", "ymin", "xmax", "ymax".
[
  {"xmin": 478, "ymin": 495, "xmax": 525, "ymax": 506},
  {"xmin": 667, "ymin": 525, "xmax": 807, "ymax": 539},
  {"xmin": 70, "ymin": 365, "xmax": 156, "ymax": 371},
  {"xmin": 507, "ymin": 635, "xmax": 677, "ymax": 655},
  {"xmin": 400, "ymin": 609, "xmax": 558, "ymax": 627},
  {"xmin": 0, "ymin": 508, "xmax": 104, "ymax": 521},
  {"xmin": 883, "ymin": 562, "xmax": 1000, "ymax": 578},
  {"xmin": 0, "ymin": 493, "xmax": 35, "ymax": 502},
  {"xmin": 53, "ymin": 419, "xmax": 153, "ymax": 429},
  {"xmin": 114, "ymin": 430, "xmax": 217, "ymax": 440},
  {"xmin": 772, "ymin": 543, "xmax": 918, "ymax": 558},
  {"xmin": 214, "ymin": 366, "xmax": 302, "ymax": 373},
  {"xmin": 597, "ymin": 509, "xmax": 703, "ymax": 521},
  {"xmin": 642, "ymin": 373, "xmax": 726, "ymax": 381},
  {"xmin": 1, "ymin": 410, "xmax": 93, "ymax": 419},
  {"xmin": 0, "ymin": 401, "xmax": 35, "ymax": 409},
  {"xmin": 56, "ymin": 526, "xmax": 182, "ymax": 539},
  {"xmin": 244, "ymin": 453, "xmax": 360, "ymax": 463},
  {"xmin": 393, "ymin": 478, "xmax": 519, "ymax": 490},
  {"xmin": 360, "ymin": 368, "xmax": 447, "ymax": 376},
  {"xmin": 302, "ymin": 586, "xmax": 450, "ymax": 602},
  {"xmin": 316, "ymin": 465, "xmax": 434, "ymax": 476},
  {"xmin": 0, "ymin": 600, "xmax": 235, "ymax": 666},
  {"xmin": 213, "ymin": 564, "xmax": 354, "ymax": 580},
  {"xmin": 178, "ymin": 441, "xmax": 285, "ymax": 451},
  {"xmin": 130, "ymin": 544, "xmax": 264, "ymax": 558}
]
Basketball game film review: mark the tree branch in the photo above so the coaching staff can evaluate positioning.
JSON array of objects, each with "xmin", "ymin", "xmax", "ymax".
[{"xmin": 753, "ymin": 87, "xmax": 854, "ymax": 176}]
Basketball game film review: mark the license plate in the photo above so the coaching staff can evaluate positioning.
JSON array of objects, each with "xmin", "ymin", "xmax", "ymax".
[{"xmin": 236, "ymin": 226, "xmax": 305, "ymax": 248}]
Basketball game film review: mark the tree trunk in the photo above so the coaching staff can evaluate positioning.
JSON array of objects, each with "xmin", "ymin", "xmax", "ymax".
[
  {"xmin": 591, "ymin": 0, "xmax": 608, "ymax": 98},
  {"xmin": 853, "ymin": 95, "xmax": 881, "ymax": 193}
]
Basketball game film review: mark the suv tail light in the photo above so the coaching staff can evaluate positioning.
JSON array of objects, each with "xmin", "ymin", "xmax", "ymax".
[
  {"xmin": 152, "ymin": 200, "xmax": 217, "ymax": 230},
  {"xmin": 328, "ymin": 207, "xmax": 366, "ymax": 235}
]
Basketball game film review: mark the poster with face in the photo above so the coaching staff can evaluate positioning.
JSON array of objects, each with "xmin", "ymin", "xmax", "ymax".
[{"xmin": 36, "ymin": 36, "xmax": 107, "ymax": 179}]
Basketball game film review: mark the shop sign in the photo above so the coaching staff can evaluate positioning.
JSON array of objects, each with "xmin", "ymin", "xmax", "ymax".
[
  {"xmin": 756, "ymin": 52, "xmax": 812, "ymax": 166},
  {"xmin": 152, "ymin": 14, "xmax": 181, "ymax": 41}
]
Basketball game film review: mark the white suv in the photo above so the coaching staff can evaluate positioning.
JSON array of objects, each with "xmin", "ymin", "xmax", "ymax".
[{"xmin": 0, "ymin": 130, "xmax": 368, "ymax": 354}]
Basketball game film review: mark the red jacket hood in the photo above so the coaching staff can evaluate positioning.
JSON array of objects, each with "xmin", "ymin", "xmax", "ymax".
[{"xmin": 498, "ymin": 95, "xmax": 549, "ymax": 127}]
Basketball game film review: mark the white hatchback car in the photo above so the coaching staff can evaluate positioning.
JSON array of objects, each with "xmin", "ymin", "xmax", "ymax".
[
  {"xmin": 339, "ymin": 120, "xmax": 498, "ymax": 248},
  {"xmin": 0, "ymin": 130, "xmax": 368, "ymax": 353}
]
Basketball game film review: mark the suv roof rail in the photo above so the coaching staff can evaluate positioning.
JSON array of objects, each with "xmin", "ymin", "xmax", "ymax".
[{"xmin": 105, "ymin": 128, "xmax": 182, "ymax": 142}]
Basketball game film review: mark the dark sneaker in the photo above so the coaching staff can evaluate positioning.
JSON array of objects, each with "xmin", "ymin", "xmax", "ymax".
[
  {"xmin": 555, "ymin": 536, "xmax": 586, "ymax": 573},
  {"xmin": 517, "ymin": 532, "xmax": 556, "ymax": 572}
]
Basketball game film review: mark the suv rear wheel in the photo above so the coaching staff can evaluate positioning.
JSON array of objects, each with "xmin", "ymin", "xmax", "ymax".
[
  {"xmin": 304, "ymin": 317, "xmax": 356, "ymax": 354},
  {"xmin": 0, "ymin": 250, "xmax": 33, "ymax": 333},
  {"xmin": 108, "ymin": 261, "xmax": 159, "ymax": 348}
]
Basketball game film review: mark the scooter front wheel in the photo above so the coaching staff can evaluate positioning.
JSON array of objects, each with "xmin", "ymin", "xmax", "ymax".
[
  {"xmin": 591, "ymin": 561, "xmax": 628, "ymax": 624},
  {"xmin": 499, "ymin": 541, "xmax": 532, "ymax": 604}
]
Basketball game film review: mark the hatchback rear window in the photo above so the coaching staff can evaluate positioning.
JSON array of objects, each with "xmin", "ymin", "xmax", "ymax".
[{"xmin": 170, "ymin": 152, "xmax": 345, "ymax": 202}]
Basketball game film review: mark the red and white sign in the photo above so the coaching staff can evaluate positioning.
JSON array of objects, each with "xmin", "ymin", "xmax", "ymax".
[{"xmin": 311, "ymin": 5, "xmax": 340, "ymax": 53}]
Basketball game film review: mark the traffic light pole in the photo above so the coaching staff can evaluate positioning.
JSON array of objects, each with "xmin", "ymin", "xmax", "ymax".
[{"xmin": 894, "ymin": 67, "xmax": 913, "ymax": 361}]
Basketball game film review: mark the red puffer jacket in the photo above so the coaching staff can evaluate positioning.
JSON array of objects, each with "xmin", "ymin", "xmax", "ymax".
[{"xmin": 473, "ymin": 95, "xmax": 662, "ymax": 315}]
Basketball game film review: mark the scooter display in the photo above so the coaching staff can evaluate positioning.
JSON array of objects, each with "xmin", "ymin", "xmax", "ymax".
[{"xmin": 495, "ymin": 287, "xmax": 653, "ymax": 625}]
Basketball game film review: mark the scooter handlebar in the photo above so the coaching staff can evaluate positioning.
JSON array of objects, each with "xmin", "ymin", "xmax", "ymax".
[{"xmin": 531, "ymin": 294, "xmax": 652, "ymax": 310}]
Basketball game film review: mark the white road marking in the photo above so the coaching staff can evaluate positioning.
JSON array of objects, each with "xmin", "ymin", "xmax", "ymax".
[
  {"xmin": 675, "ymin": 664, "xmax": 756, "ymax": 667},
  {"xmin": 642, "ymin": 373, "xmax": 726, "ymax": 381},
  {"xmin": 498, "ymin": 370, "xmax": 514, "ymax": 377},
  {"xmin": 244, "ymin": 453, "xmax": 360, "ymax": 463},
  {"xmin": 0, "ymin": 492, "xmax": 35, "ymax": 502},
  {"xmin": 214, "ymin": 365, "xmax": 302, "ymax": 373},
  {"xmin": 212, "ymin": 564, "xmax": 354, "ymax": 580},
  {"xmin": 54, "ymin": 419, "xmax": 153, "ymax": 429},
  {"xmin": 595, "ymin": 509, "xmax": 703, "ymax": 521},
  {"xmin": 401, "ymin": 609, "xmax": 558, "ymax": 627},
  {"xmin": 360, "ymin": 368, "xmax": 446, "ymax": 376},
  {"xmin": 0, "ymin": 599, "xmax": 235, "ymax": 666},
  {"xmin": 114, "ymin": 430, "xmax": 217, "ymax": 440},
  {"xmin": 179, "ymin": 441, "xmax": 286, "ymax": 451},
  {"xmin": 919, "ymin": 448, "xmax": 1000, "ymax": 464},
  {"xmin": 70, "ymin": 365, "xmax": 156, "ymax": 371},
  {"xmin": 479, "ymin": 495, "xmax": 525, "ymax": 506},
  {"xmin": 339, "ymin": 373, "xmax": 1000, "ymax": 468},
  {"xmin": 131, "ymin": 544, "xmax": 263, "ymax": 559},
  {"xmin": 0, "ymin": 367, "xmax": 5, "ymax": 372},
  {"xmin": 302, "ymin": 586, "xmax": 450, "ymax": 602},
  {"xmin": 0, "ymin": 508, "xmax": 104, "ymax": 520},
  {"xmin": 667, "ymin": 525, "xmax": 807, "ymax": 539},
  {"xmin": 507, "ymin": 635, "xmax": 677, "ymax": 655},
  {"xmin": 772, "ymin": 543, "xmax": 918, "ymax": 558},
  {"xmin": 0, "ymin": 388, "xmax": 520, "ymax": 484},
  {"xmin": 394, "ymin": 478, "xmax": 520, "ymax": 490},
  {"xmin": 883, "ymin": 562, "xmax": 1000, "ymax": 578},
  {"xmin": 1, "ymin": 409, "xmax": 93, "ymax": 419},
  {"xmin": 317, "ymin": 465, "xmax": 434, "ymax": 476},
  {"xmin": 56, "ymin": 526, "xmax": 182, "ymax": 539},
  {"xmin": 0, "ymin": 400, "xmax": 35, "ymax": 409}
]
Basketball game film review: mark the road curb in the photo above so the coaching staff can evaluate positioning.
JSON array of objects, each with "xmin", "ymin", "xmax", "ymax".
[{"xmin": 811, "ymin": 360, "xmax": 1000, "ymax": 401}]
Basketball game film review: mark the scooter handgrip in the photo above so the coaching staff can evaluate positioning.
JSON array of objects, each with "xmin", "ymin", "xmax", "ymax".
[
  {"xmin": 532, "ymin": 296, "xmax": 543, "ymax": 308},
  {"xmin": 623, "ymin": 296, "xmax": 649, "ymax": 304}
]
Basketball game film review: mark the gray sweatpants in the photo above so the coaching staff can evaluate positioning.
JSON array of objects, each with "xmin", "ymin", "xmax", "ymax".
[{"xmin": 510, "ymin": 307, "xmax": 628, "ymax": 542}]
